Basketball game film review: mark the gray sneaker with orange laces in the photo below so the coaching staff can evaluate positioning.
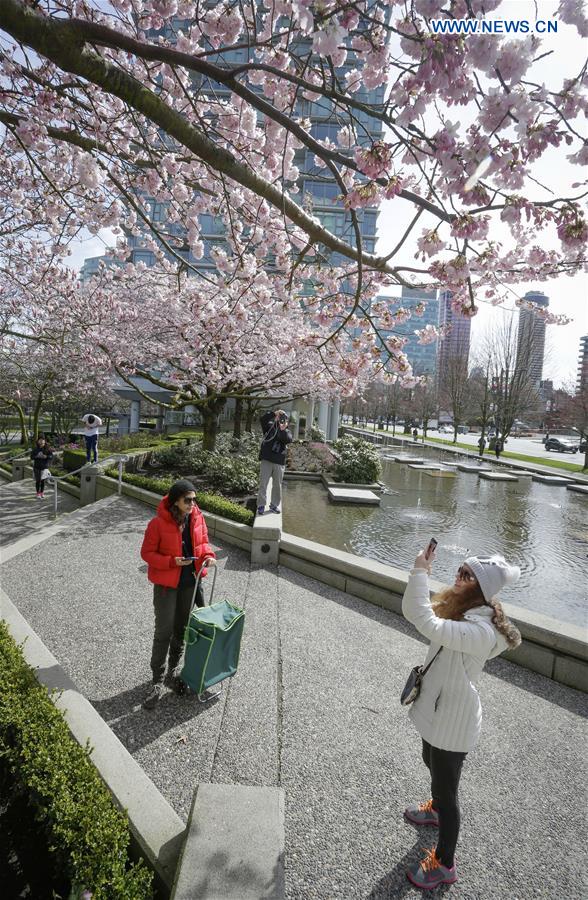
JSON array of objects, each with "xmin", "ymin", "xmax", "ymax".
[
  {"xmin": 406, "ymin": 847, "xmax": 458, "ymax": 890},
  {"xmin": 404, "ymin": 799, "xmax": 439, "ymax": 827}
]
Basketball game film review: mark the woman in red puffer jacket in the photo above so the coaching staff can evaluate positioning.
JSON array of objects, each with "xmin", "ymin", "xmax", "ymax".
[{"xmin": 140, "ymin": 480, "xmax": 215, "ymax": 709}]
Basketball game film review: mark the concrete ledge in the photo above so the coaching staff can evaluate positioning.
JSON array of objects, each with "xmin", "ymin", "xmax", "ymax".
[
  {"xmin": 479, "ymin": 471, "xmax": 518, "ymax": 481},
  {"xmin": 278, "ymin": 533, "xmax": 588, "ymax": 692},
  {"xmin": 279, "ymin": 551, "xmax": 347, "ymax": 591},
  {"xmin": 532, "ymin": 474, "xmax": 574, "ymax": 485},
  {"xmin": 280, "ymin": 533, "xmax": 445, "ymax": 595},
  {"xmin": 0, "ymin": 588, "xmax": 185, "ymax": 896},
  {"xmin": 171, "ymin": 784, "xmax": 285, "ymax": 900},
  {"xmin": 284, "ymin": 472, "xmax": 322, "ymax": 481},
  {"xmin": 327, "ymin": 486, "xmax": 380, "ymax": 504},
  {"xmin": 566, "ymin": 483, "xmax": 588, "ymax": 494}
]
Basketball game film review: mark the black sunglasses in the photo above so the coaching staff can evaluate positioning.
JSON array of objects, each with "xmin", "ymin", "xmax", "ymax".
[
  {"xmin": 457, "ymin": 566, "xmax": 476, "ymax": 582},
  {"xmin": 181, "ymin": 496, "xmax": 197, "ymax": 504}
]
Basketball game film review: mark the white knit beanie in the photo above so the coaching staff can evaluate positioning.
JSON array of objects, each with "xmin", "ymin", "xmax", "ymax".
[{"xmin": 465, "ymin": 554, "xmax": 521, "ymax": 602}]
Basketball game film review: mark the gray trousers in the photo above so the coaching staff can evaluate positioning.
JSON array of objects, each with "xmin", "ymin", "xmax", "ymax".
[
  {"xmin": 150, "ymin": 581, "xmax": 204, "ymax": 683},
  {"xmin": 257, "ymin": 459, "xmax": 285, "ymax": 508}
]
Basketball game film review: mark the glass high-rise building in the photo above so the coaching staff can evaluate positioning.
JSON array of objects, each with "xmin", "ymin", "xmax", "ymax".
[
  {"xmin": 515, "ymin": 290, "xmax": 549, "ymax": 386},
  {"xmin": 437, "ymin": 289, "xmax": 471, "ymax": 391}
]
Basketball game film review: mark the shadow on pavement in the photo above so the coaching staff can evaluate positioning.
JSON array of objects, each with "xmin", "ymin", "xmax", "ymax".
[{"xmin": 91, "ymin": 682, "xmax": 221, "ymax": 753}]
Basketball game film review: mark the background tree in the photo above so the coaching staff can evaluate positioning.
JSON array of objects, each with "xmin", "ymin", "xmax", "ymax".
[
  {"xmin": 438, "ymin": 348, "xmax": 472, "ymax": 443},
  {"xmin": 0, "ymin": 0, "xmax": 585, "ymax": 349}
]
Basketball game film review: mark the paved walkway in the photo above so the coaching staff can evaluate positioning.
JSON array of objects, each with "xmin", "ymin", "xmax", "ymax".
[
  {"xmin": 0, "ymin": 494, "xmax": 586, "ymax": 898},
  {"xmin": 0, "ymin": 477, "xmax": 79, "ymax": 547}
]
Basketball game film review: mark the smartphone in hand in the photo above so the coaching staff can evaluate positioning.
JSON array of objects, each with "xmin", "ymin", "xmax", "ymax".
[{"xmin": 425, "ymin": 538, "xmax": 438, "ymax": 561}]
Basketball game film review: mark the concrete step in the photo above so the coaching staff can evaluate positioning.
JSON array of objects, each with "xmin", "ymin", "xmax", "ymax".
[
  {"xmin": 0, "ymin": 494, "xmax": 119, "ymax": 562},
  {"xmin": 171, "ymin": 783, "xmax": 284, "ymax": 900}
]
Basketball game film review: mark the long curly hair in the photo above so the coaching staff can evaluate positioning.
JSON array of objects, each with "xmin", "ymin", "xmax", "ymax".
[{"xmin": 432, "ymin": 584, "xmax": 522, "ymax": 650}]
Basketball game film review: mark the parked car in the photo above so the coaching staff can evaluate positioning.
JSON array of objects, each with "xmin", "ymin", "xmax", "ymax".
[
  {"xmin": 457, "ymin": 425, "xmax": 469, "ymax": 434},
  {"xmin": 545, "ymin": 437, "xmax": 579, "ymax": 453},
  {"xmin": 438, "ymin": 424, "xmax": 452, "ymax": 433},
  {"xmin": 579, "ymin": 439, "xmax": 587, "ymax": 453}
]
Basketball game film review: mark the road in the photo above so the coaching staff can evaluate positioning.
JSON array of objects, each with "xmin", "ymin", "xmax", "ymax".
[{"xmin": 342, "ymin": 421, "xmax": 586, "ymax": 463}]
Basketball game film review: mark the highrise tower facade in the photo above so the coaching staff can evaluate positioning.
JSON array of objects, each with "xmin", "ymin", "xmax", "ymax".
[{"xmin": 515, "ymin": 290, "xmax": 549, "ymax": 386}]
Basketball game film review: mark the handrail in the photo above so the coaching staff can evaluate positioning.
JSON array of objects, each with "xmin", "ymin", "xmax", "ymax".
[
  {"xmin": 46, "ymin": 454, "xmax": 129, "ymax": 518},
  {"xmin": 0, "ymin": 447, "xmax": 36, "ymax": 465}
]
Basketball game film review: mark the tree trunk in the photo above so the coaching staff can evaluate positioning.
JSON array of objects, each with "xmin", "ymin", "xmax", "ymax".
[
  {"xmin": 200, "ymin": 394, "xmax": 227, "ymax": 451},
  {"xmin": 453, "ymin": 426, "xmax": 458, "ymax": 444},
  {"xmin": 32, "ymin": 389, "xmax": 45, "ymax": 441},
  {"xmin": 233, "ymin": 397, "xmax": 243, "ymax": 440},
  {"xmin": 245, "ymin": 399, "xmax": 254, "ymax": 432}
]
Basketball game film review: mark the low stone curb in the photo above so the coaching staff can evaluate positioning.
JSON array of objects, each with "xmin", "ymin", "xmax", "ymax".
[{"xmin": 0, "ymin": 587, "xmax": 186, "ymax": 896}]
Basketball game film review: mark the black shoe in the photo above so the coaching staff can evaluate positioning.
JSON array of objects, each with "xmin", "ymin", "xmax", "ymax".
[
  {"xmin": 172, "ymin": 676, "xmax": 187, "ymax": 696},
  {"xmin": 142, "ymin": 683, "xmax": 164, "ymax": 710}
]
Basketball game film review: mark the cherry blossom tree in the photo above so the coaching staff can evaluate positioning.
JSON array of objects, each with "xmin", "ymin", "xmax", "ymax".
[
  {"xmin": 0, "ymin": 0, "xmax": 585, "ymax": 358},
  {"xmin": 83, "ymin": 259, "xmax": 385, "ymax": 448}
]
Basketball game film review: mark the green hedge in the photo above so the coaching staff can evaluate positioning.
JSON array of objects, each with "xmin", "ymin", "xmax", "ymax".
[
  {"xmin": 0, "ymin": 622, "xmax": 153, "ymax": 900},
  {"xmin": 104, "ymin": 470, "xmax": 255, "ymax": 526}
]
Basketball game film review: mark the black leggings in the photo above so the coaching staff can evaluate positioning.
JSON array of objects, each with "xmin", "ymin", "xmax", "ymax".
[
  {"xmin": 422, "ymin": 739, "xmax": 467, "ymax": 868},
  {"xmin": 34, "ymin": 470, "xmax": 45, "ymax": 493}
]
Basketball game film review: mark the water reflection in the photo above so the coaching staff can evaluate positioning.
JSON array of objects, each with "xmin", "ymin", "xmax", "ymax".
[{"xmin": 283, "ymin": 449, "xmax": 588, "ymax": 625}]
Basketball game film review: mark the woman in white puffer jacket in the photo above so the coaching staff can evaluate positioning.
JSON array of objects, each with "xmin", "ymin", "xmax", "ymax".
[{"xmin": 401, "ymin": 549, "xmax": 522, "ymax": 891}]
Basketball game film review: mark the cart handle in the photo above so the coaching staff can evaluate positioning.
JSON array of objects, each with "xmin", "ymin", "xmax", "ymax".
[{"xmin": 192, "ymin": 557, "xmax": 218, "ymax": 610}]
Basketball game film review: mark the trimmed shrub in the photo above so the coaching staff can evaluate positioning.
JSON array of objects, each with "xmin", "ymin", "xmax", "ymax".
[
  {"xmin": 63, "ymin": 448, "xmax": 88, "ymax": 471},
  {"xmin": 104, "ymin": 470, "xmax": 255, "ymax": 526},
  {"xmin": 332, "ymin": 436, "xmax": 381, "ymax": 484},
  {"xmin": 0, "ymin": 622, "xmax": 153, "ymax": 900}
]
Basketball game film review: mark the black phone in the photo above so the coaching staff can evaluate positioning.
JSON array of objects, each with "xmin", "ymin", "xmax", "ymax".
[
  {"xmin": 425, "ymin": 538, "xmax": 438, "ymax": 560},
  {"xmin": 182, "ymin": 556, "xmax": 197, "ymax": 561}
]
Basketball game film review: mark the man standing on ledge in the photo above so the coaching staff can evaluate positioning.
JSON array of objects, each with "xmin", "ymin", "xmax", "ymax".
[{"xmin": 257, "ymin": 408, "xmax": 293, "ymax": 516}]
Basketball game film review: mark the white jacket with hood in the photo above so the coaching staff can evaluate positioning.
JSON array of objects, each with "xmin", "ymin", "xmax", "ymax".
[{"xmin": 402, "ymin": 569, "xmax": 509, "ymax": 753}]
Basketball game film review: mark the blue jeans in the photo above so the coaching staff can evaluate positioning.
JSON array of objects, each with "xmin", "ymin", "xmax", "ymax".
[{"xmin": 84, "ymin": 434, "xmax": 98, "ymax": 462}]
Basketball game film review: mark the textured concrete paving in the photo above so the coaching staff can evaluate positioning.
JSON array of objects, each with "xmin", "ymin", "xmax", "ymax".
[
  {"xmin": 1, "ymin": 495, "xmax": 586, "ymax": 899},
  {"xmin": 0, "ymin": 477, "xmax": 80, "ymax": 547}
]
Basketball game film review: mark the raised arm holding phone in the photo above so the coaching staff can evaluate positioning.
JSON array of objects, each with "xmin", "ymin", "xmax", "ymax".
[{"xmin": 400, "ymin": 539, "xmax": 521, "ymax": 890}]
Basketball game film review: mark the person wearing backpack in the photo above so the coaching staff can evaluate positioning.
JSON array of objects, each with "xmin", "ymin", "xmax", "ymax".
[{"xmin": 401, "ymin": 547, "xmax": 522, "ymax": 889}]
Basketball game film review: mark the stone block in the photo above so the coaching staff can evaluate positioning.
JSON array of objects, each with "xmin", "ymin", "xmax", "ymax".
[
  {"xmin": 171, "ymin": 784, "xmax": 285, "ymax": 900},
  {"xmin": 567, "ymin": 484, "xmax": 588, "ymax": 494},
  {"xmin": 278, "ymin": 552, "xmax": 346, "ymax": 591},
  {"xmin": 503, "ymin": 641, "xmax": 555, "ymax": 679},
  {"xmin": 345, "ymin": 577, "xmax": 402, "ymax": 614},
  {"xmin": 479, "ymin": 471, "xmax": 518, "ymax": 481},
  {"xmin": 327, "ymin": 487, "xmax": 380, "ymax": 504},
  {"xmin": 553, "ymin": 655, "xmax": 588, "ymax": 693},
  {"xmin": 532, "ymin": 474, "xmax": 573, "ymax": 485}
]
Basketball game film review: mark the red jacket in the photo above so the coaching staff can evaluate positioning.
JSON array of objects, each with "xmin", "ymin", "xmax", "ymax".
[{"xmin": 141, "ymin": 497, "xmax": 215, "ymax": 588}]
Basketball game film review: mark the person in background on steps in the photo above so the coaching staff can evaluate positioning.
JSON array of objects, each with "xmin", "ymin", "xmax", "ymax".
[
  {"xmin": 494, "ymin": 437, "xmax": 503, "ymax": 459},
  {"xmin": 400, "ymin": 548, "xmax": 521, "ymax": 890},
  {"xmin": 257, "ymin": 408, "xmax": 292, "ymax": 516},
  {"xmin": 81, "ymin": 413, "xmax": 103, "ymax": 463},
  {"xmin": 477, "ymin": 435, "xmax": 486, "ymax": 457},
  {"xmin": 140, "ymin": 480, "xmax": 216, "ymax": 710},
  {"xmin": 31, "ymin": 435, "xmax": 53, "ymax": 499}
]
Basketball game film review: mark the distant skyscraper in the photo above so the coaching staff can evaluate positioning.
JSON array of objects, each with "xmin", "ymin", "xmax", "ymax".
[
  {"xmin": 515, "ymin": 290, "xmax": 549, "ymax": 386},
  {"xmin": 394, "ymin": 286, "xmax": 440, "ymax": 376},
  {"xmin": 437, "ymin": 289, "xmax": 472, "ymax": 373},
  {"xmin": 578, "ymin": 335, "xmax": 588, "ymax": 393}
]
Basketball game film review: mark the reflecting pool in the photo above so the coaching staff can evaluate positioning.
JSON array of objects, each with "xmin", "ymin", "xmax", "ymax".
[{"xmin": 283, "ymin": 448, "xmax": 588, "ymax": 625}]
